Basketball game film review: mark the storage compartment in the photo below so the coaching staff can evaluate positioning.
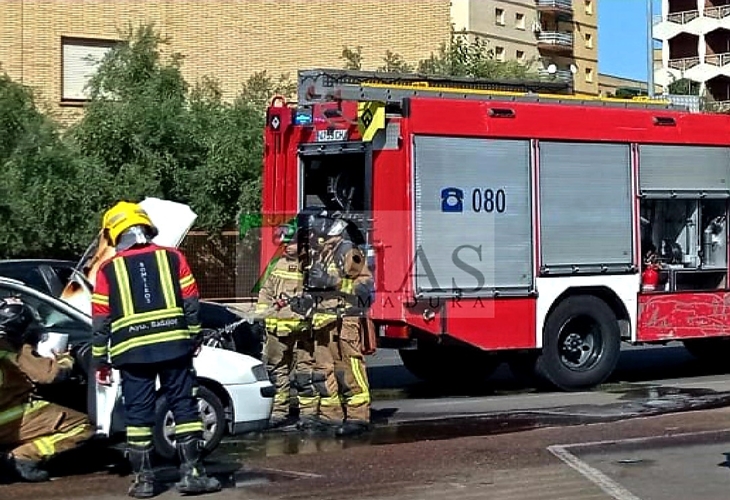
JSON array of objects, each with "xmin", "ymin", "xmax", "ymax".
[{"xmin": 640, "ymin": 198, "xmax": 728, "ymax": 291}]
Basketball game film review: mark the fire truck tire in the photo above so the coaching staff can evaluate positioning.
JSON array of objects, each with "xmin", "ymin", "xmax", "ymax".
[
  {"xmin": 399, "ymin": 344, "xmax": 500, "ymax": 384},
  {"xmin": 534, "ymin": 295, "xmax": 621, "ymax": 392}
]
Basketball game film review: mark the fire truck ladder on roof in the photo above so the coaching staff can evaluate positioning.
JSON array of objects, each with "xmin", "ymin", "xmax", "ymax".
[{"xmin": 297, "ymin": 68, "xmax": 684, "ymax": 111}]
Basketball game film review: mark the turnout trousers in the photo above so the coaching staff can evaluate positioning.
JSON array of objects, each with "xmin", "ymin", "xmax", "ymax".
[
  {"xmin": 119, "ymin": 355, "xmax": 204, "ymax": 447},
  {"xmin": 333, "ymin": 318, "xmax": 371, "ymax": 423},
  {"xmin": 264, "ymin": 330, "xmax": 309, "ymax": 419},
  {"xmin": 293, "ymin": 324, "xmax": 343, "ymax": 423},
  {"xmin": 0, "ymin": 400, "xmax": 94, "ymax": 462}
]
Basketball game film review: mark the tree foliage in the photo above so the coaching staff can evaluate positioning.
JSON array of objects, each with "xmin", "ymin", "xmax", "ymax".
[
  {"xmin": 341, "ymin": 30, "xmax": 537, "ymax": 80},
  {"xmin": 0, "ymin": 23, "xmax": 293, "ymax": 259},
  {"xmin": 0, "ymin": 74, "xmax": 92, "ymax": 258},
  {"xmin": 68, "ymin": 24, "xmax": 293, "ymax": 232}
]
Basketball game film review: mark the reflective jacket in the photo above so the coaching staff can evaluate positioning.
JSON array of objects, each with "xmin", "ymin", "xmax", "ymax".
[
  {"xmin": 91, "ymin": 243, "xmax": 201, "ymax": 367},
  {"xmin": 0, "ymin": 340, "xmax": 73, "ymax": 430},
  {"xmin": 255, "ymin": 255, "xmax": 307, "ymax": 335}
]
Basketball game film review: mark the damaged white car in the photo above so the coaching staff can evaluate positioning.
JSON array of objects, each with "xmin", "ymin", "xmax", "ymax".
[{"xmin": 16, "ymin": 198, "xmax": 274, "ymax": 459}]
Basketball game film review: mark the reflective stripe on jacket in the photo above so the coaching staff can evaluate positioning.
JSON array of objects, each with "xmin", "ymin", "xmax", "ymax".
[
  {"xmin": 255, "ymin": 257, "xmax": 308, "ymax": 335},
  {"xmin": 91, "ymin": 244, "xmax": 199, "ymax": 366}
]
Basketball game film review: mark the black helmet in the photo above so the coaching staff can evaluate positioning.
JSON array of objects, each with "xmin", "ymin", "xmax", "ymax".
[
  {"xmin": 297, "ymin": 206, "xmax": 347, "ymax": 239},
  {"xmin": 0, "ymin": 297, "xmax": 40, "ymax": 347}
]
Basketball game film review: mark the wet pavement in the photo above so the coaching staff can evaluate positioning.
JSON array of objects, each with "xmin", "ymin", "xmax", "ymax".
[{"xmin": 5, "ymin": 343, "xmax": 730, "ymax": 498}]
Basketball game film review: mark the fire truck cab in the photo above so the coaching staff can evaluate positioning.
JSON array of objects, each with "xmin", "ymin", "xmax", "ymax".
[{"xmin": 262, "ymin": 68, "xmax": 730, "ymax": 392}]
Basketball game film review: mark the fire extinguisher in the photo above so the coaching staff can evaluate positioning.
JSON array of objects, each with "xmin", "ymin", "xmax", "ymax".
[{"xmin": 641, "ymin": 263, "xmax": 660, "ymax": 292}]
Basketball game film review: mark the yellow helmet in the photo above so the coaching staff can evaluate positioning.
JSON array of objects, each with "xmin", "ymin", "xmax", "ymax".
[{"xmin": 102, "ymin": 201, "xmax": 157, "ymax": 246}]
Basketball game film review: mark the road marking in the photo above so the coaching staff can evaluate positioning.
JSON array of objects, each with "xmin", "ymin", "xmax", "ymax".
[
  {"xmin": 548, "ymin": 444, "xmax": 643, "ymax": 500},
  {"xmin": 256, "ymin": 467, "xmax": 324, "ymax": 478},
  {"xmin": 547, "ymin": 428, "xmax": 730, "ymax": 500}
]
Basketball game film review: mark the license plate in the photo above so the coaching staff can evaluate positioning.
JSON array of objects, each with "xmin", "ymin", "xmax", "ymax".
[{"xmin": 317, "ymin": 129, "xmax": 348, "ymax": 142}]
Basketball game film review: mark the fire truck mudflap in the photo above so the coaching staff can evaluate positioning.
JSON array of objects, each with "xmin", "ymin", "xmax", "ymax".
[{"xmin": 262, "ymin": 68, "xmax": 730, "ymax": 392}]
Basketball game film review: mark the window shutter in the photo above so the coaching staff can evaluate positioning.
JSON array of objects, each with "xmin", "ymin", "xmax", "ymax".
[{"xmin": 62, "ymin": 42, "xmax": 113, "ymax": 101}]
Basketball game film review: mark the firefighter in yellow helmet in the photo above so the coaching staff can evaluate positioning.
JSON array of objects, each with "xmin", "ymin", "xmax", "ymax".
[
  {"xmin": 254, "ymin": 220, "xmax": 310, "ymax": 428},
  {"xmin": 91, "ymin": 200, "xmax": 220, "ymax": 498}
]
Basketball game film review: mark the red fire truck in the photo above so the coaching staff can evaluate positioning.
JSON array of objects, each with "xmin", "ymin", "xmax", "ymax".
[{"xmin": 261, "ymin": 68, "xmax": 730, "ymax": 392}]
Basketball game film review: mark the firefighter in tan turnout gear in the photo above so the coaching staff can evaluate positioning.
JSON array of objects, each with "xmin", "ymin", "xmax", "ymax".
[
  {"xmin": 0, "ymin": 297, "xmax": 94, "ymax": 482},
  {"xmin": 291, "ymin": 208, "xmax": 375, "ymax": 436},
  {"xmin": 256, "ymin": 221, "xmax": 310, "ymax": 428}
]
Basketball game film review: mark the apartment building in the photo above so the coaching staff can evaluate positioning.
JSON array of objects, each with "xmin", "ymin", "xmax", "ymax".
[
  {"xmin": 653, "ymin": 0, "xmax": 730, "ymax": 104},
  {"xmin": 0, "ymin": 0, "xmax": 451, "ymax": 121},
  {"xmin": 451, "ymin": 0, "xmax": 600, "ymax": 95}
]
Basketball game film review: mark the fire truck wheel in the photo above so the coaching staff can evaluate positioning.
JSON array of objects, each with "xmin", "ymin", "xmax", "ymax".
[{"xmin": 535, "ymin": 295, "xmax": 621, "ymax": 392}]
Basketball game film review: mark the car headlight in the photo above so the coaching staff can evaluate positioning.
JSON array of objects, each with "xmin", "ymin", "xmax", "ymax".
[{"xmin": 251, "ymin": 363, "xmax": 269, "ymax": 382}]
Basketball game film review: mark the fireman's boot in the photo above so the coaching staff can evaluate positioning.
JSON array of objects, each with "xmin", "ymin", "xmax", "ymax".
[
  {"xmin": 9, "ymin": 456, "xmax": 49, "ymax": 482},
  {"xmin": 335, "ymin": 419, "xmax": 371, "ymax": 437},
  {"xmin": 175, "ymin": 437, "xmax": 222, "ymax": 495},
  {"xmin": 126, "ymin": 444, "xmax": 156, "ymax": 498}
]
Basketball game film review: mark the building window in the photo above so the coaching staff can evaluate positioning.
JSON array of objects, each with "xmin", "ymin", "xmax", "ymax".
[
  {"xmin": 495, "ymin": 46, "xmax": 505, "ymax": 61},
  {"xmin": 516, "ymin": 50, "xmax": 525, "ymax": 62},
  {"xmin": 584, "ymin": 0, "xmax": 593, "ymax": 15},
  {"xmin": 515, "ymin": 12, "xmax": 525, "ymax": 30},
  {"xmin": 495, "ymin": 8, "xmax": 505, "ymax": 26},
  {"xmin": 61, "ymin": 37, "xmax": 118, "ymax": 102},
  {"xmin": 584, "ymin": 33, "xmax": 593, "ymax": 49},
  {"xmin": 585, "ymin": 67, "xmax": 594, "ymax": 83}
]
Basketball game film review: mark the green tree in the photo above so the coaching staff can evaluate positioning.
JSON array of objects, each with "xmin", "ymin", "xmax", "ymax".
[
  {"xmin": 342, "ymin": 30, "xmax": 536, "ymax": 80},
  {"xmin": 0, "ymin": 73, "xmax": 91, "ymax": 258},
  {"xmin": 67, "ymin": 24, "xmax": 294, "ymax": 233}
]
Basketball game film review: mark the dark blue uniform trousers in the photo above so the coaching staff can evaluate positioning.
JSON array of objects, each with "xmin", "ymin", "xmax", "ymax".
[{"xmin": 120, "ymin": 355, "xmax": 203, "ymax": 447}]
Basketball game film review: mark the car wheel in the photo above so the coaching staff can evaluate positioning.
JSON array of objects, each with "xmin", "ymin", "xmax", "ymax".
[{"xmin": 152, "ymin": 386, "xmax": 226, "ymax": 461}]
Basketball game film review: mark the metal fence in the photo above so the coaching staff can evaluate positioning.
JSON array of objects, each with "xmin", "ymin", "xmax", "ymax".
[{"xmin": 179, "ymin": 229, "xmax": 263, "ymax": 302}]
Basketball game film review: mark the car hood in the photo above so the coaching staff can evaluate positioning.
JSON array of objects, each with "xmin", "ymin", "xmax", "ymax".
[{"xmin": 60, "ymin": 198, "xmax": 197, "ymax": 316}]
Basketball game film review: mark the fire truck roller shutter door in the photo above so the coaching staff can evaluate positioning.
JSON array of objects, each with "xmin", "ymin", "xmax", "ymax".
[
  {"xmin": 412, "ymin": 136, "xmax": 533, "ymax": 296},
  {"xmin": 538, "ymin": 141, "xmax": 633, "ymax": 274}
]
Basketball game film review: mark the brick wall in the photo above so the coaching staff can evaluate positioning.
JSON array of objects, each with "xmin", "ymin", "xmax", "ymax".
[{"xmin": 0, "ymin": 0, "xmax": 452, "ymax": 121}]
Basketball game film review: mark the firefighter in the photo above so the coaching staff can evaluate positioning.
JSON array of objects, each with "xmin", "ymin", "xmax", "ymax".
[
  {"xmin": 314, "ymin": 216, "xmax": 375, "ymax": 437},
  {"xmin": 285, "ymin": 208, "xmax": 344, "ymax": 432},
  {"xmin": 0, "ymin": 297, "xmax": 95, "ymax": 483},
  {"xmin": 290, "ymin": 208, "xmax": 374, "ymax": 434},
  {"xmin": 255, "ymin": 220, "xmax": 310, "ymax": 428},
  {"xmin": 91, "ymin": 201, "xmax": 221, "ymax": 498}
]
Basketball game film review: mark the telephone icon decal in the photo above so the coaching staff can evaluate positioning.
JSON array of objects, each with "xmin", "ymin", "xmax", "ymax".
[{"xmin": 440, "ymin": 187, "xmax": 464, "ymax": 213}]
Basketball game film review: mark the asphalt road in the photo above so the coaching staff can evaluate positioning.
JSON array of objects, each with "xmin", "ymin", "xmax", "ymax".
[{"xmin": 5, "ymin": 342, "xmax": 730, "ymax": 499}]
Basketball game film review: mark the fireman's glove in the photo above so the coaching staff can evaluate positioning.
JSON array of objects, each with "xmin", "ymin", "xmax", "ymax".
[
  {"xmin": 353, "ymin": 282, "xmax": 374, "ymax": 309},
  {"xmin": 308, "ymin": 263, "xmax": 338, "ymax": 289},
  {"xmin": 289, "ymin": 294, "xmax": 315, "ymax": 318}
]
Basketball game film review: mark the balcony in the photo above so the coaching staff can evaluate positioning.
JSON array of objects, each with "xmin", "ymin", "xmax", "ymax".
[
  {"xmin": 664, "ymin": 9, "xmax": 700, "ymax": 24},
  {"xmin": 536, "ymin": 0, "xmax": 573, "ymax": 17},
  {"xmin": 705, "ymin": 52, "xmax": 730, "ymax": 66},
  {"xmin": 668, "ymin": 56, "xmax": 700, "ymax": 71},
  {"xmin": 704, "ymin": 5, "xmax": 730, "ymax": 19},
  {"xmin": 536, "ymin": 32, "xmax": 573, "ymax": 55},
  {"xmin": 538, "ymin": 68, "xmax": 573, "ymax": 83}
]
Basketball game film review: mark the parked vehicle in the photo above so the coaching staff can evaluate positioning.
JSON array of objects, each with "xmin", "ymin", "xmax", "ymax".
[
  {"xmin": 0, "ymin": 273, "xmax": 274, "ymax": 459},
  {"xmin": 261, "ymin": 68, "xmax": 730, "ymax": 392}
]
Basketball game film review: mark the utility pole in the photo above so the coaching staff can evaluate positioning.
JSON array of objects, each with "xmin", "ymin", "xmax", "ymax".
[{"xmin": 647, "ymin": 0, "xmax": 656, "ymax": 97}]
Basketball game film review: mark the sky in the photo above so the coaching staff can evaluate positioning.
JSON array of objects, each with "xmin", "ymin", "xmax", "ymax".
[{"xmin": 598, "ymin": 0, "xmax": 662, "ymax": 81}]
